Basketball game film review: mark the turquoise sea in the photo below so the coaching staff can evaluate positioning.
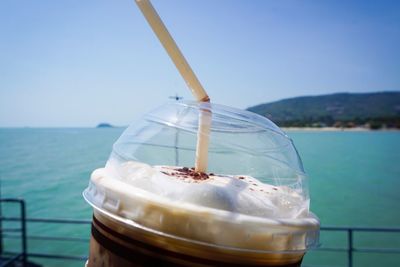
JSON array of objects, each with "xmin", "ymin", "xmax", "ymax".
[{"xmin": 1, "ymin": 128, "xmax": 399, "ymax": 266}]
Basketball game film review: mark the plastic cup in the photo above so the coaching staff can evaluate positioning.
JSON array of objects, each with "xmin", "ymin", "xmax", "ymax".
[{"xmin": 83, "ymin": 101, "xmax": 320, "ymax": 266}]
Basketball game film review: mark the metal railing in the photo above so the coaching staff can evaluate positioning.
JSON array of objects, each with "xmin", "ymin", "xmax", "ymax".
[
  {"xmin": 0, "ymin": 198, "xmax": 27, "ymax": 267},
  {"xmin": 1, "ymin": 216, "xmax": 90, "ymax": 263},
  {"xmin": 313, "ymin": 226, "xmax": 400, "ymax": 267},
  {"xmin": 1, "ymin": 198, "xmax": 400, "ymax": 267}
]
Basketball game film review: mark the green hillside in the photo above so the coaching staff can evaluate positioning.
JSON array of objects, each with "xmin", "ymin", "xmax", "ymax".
[{"xmin": 247, "ymin": 92, "xmax": 400, "ymax": 128}]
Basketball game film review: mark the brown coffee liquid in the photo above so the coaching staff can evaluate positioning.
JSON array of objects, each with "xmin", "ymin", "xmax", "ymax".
[{"xmin": 87, "ymin": 214, "xmax": 303, "ymax": 267}]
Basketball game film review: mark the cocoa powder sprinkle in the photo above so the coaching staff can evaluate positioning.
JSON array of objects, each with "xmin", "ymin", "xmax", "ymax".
[{"xmin": 169, "ymin": 167, "xmax": 210, "ymax": 180}]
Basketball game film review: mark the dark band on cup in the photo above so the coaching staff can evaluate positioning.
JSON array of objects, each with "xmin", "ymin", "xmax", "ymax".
[
  {"xmin": 92, "ymin": 215, "xmax": 222, "ymax": 266},
  {"xmin": 91, "ymin": 215, "xmax": 301, "ymax": 267}
]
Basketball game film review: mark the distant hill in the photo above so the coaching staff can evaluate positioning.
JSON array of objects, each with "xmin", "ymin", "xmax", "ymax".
[{"xmin": 247, "ymin": 92, "xmax": 400, "ymax": 129}]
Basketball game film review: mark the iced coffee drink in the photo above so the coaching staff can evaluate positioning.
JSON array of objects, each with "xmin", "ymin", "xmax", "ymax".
[{"xmin": 83, "ymin": 101, "xmax": 319, "ymax": 266}]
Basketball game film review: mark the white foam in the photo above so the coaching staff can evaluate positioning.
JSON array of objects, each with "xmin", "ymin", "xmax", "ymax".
[{"xmin": 104, "ymin": 160, "xmax": 307, "ymax": 219}]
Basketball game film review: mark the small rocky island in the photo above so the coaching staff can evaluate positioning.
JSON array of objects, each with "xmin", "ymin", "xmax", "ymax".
[{"xmin": 96, "ymin": 123, "xmax": 114, "ymax": 128}]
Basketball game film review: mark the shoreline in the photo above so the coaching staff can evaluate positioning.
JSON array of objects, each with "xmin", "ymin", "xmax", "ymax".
[{"xmin": 282, "ymin": 127, "xmax": 400, "ymax": 132}]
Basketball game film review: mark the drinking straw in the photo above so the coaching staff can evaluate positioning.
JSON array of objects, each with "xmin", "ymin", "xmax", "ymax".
[
  {"xmin": 195, "ymin": 104, "xmax": 211, "ymax": 172},
  {"xmin": 135, "ymin": 0, "xmax": 211, "ymax": 172},
  {"xmin": 135, "ymin": 0, "xmax": 209, "ymax": 102}
]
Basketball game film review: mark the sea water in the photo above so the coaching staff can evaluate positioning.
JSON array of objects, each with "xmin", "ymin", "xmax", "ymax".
[{"xmin": 0, "ymin": 128, "xmax": 399, "ymax": 266}]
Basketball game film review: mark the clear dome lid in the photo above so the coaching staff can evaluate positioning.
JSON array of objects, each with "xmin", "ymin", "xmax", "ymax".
[{"xmin": 110, "ymin": 101, "xmax": 308, "ymax": 201}]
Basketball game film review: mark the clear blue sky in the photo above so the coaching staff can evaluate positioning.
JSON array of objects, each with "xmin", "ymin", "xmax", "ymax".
[{"xmin": 0, "ymin": 0, "xmax": 399, "ymax": 127}]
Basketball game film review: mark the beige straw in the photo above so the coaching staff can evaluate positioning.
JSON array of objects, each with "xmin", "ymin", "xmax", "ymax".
[
  {"xmin": 135, "ymin": 0, "xmax": 209, "ymax": 102},
  {"xmin": 135, "ymin": 0, "xmax": 211, "ymax": 172},
  {"xmin": 194, "ymin": 107, "xmax": 211, "ymax": 172}
]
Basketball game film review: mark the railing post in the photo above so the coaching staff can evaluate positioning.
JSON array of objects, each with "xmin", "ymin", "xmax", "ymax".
[
  {"xmin": 348, "ymin": 229, "xmax": 353, "ymax": 267},
  {"xmin": 20, "ymin": 199, "xmax": 27, "ymax": 267}
]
